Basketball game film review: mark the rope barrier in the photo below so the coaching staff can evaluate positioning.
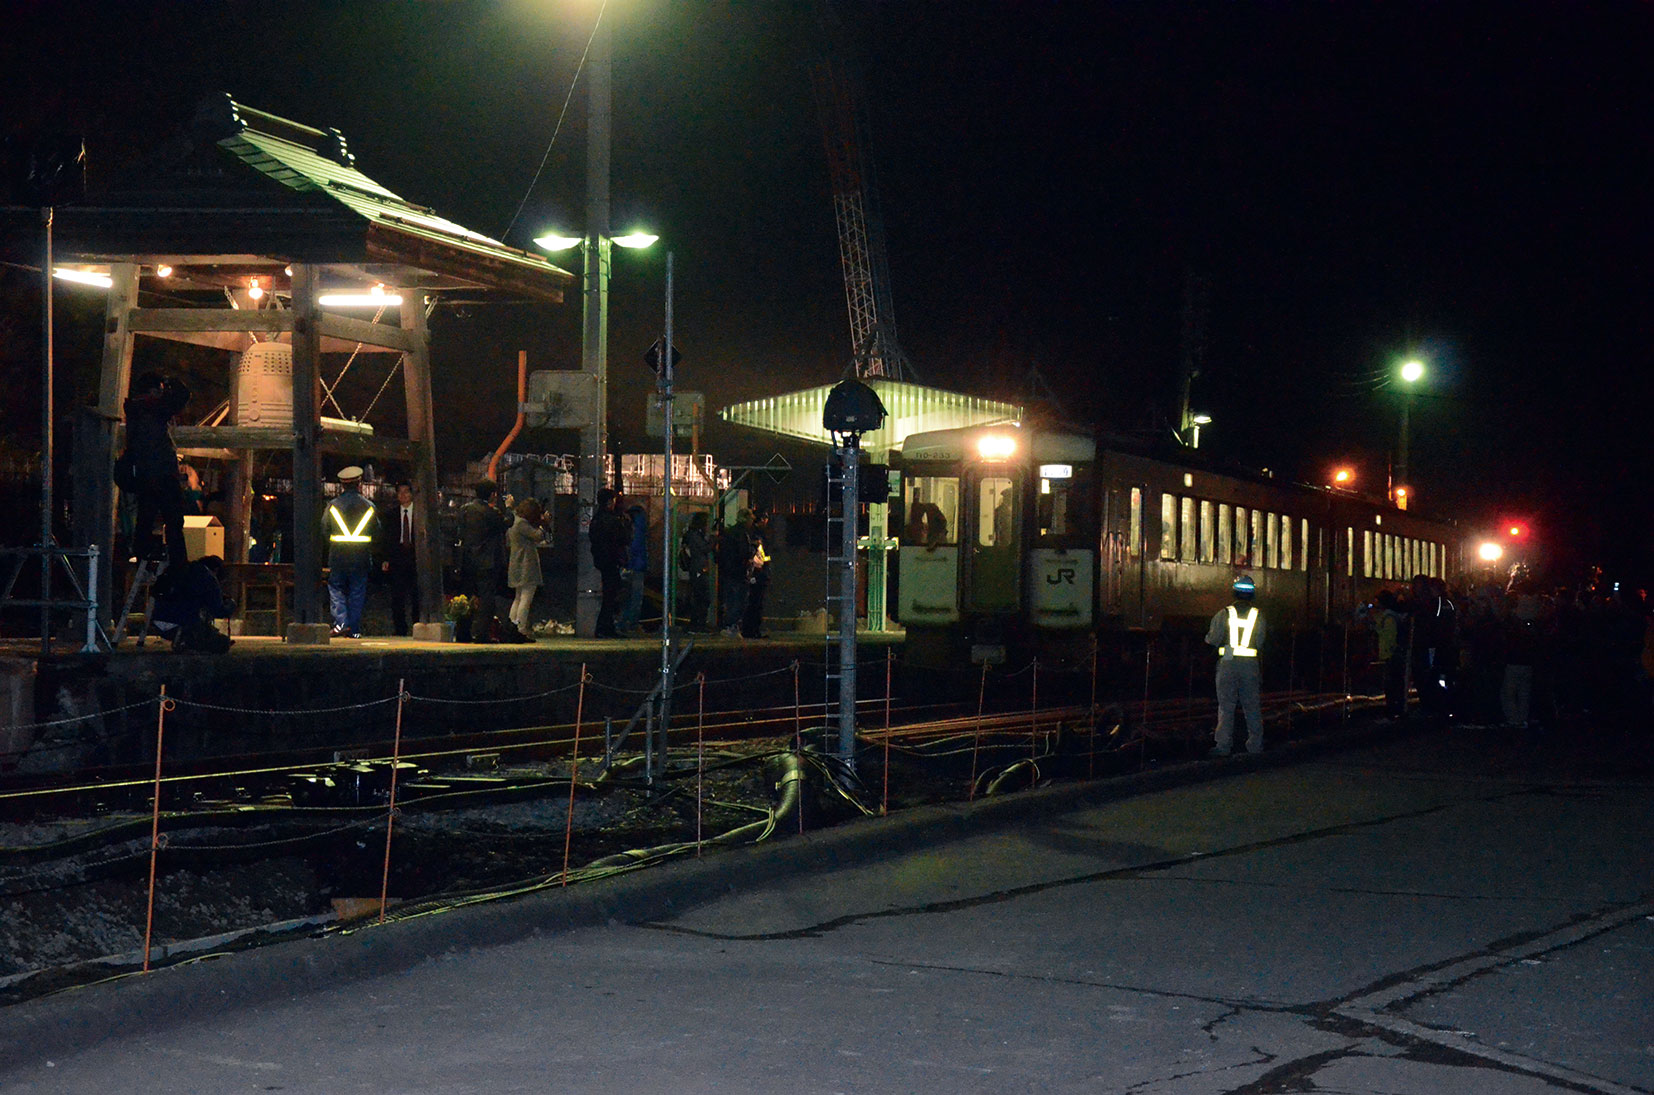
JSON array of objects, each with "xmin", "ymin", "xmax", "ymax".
[
  {"xmin": 406, "ymin": 682, "xmax": 586, "ymax": 705},
  {"xmin": 168, "ymin": 696, "xmax": 399, "ymax": 716},
  {"xmin": 0, "ymin": 699, "xmax": 157, "ymax": 741}
]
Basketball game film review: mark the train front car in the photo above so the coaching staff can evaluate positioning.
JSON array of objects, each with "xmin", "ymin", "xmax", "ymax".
[{"xmin": 897, "ymin": 425, "xmax": 1097, "ymax": 667}]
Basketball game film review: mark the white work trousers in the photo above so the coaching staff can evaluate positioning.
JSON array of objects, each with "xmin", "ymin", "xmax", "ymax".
[{"xmin": 1215, "ymin": 660, "xmax": 1263, "ymax": 754}]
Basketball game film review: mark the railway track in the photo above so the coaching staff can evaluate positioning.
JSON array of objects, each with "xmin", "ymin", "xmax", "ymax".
[{"xmin": 0, "ymin": 688, "xmax": 1377, "ymax": 826}]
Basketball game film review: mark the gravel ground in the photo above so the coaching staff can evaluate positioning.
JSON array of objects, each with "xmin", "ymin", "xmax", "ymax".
[{"xmin": 0, "ymin": 750, "xmax": 791, "ymax": 991}]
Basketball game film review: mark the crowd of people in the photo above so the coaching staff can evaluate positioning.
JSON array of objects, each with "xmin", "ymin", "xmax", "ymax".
[
  {"xmin": 114, "ymin": 370, "xmax": 787, "ymax": 650},
  {"xmin": 591, "ymin": 489, "xmax": 772, "ymax": 639},
  {"xmin": 1361, "ymin": 571, "xmax": 1654, "ymax": 732}
]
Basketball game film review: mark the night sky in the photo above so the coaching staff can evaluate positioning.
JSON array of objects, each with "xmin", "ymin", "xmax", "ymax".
[{"xmin": 3, "ymin": 1, "xmax": 1650, "ymax": 582}]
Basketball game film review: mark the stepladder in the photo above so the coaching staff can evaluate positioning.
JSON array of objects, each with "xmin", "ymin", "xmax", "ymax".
[{"xmin": 112, "ymin": 558, "xmax": 167, "ymax": 646}]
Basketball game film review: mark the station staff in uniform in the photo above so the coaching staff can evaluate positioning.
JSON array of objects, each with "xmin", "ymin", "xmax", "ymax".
[
  {"xmin": 324, "ymin": 466, "xmax": 379, "ymax": 638},
  {"xmin": 1206, "ymin": 574, "xmax": 1266, "ymax": 756}
]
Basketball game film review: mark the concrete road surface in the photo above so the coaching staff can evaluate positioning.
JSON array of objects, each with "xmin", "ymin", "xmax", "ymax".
[{"xmin": 2, "ymin": 726, "xmax": 1650, "ymax": 1093}]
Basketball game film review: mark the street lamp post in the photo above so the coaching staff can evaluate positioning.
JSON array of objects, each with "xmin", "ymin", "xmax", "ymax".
[
  {"xmin": 575, "ymin": 11, "xmax": 613, "ymax": 639},
  {"xmin": 1396, "ymin": 359, "xmax": 1424, "ymax": 496}
]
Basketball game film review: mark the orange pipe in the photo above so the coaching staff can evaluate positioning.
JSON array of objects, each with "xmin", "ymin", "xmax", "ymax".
[{"xmin": 487, "ymin": 350, "xmax": 528, "ymax": 482}]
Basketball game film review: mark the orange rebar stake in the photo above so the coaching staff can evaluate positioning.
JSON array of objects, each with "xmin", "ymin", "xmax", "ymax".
[
  {"xmin": 142, "ymin": 685, "xmax": 172, "ymax": 973},
  {"xmin": 792, "ymin": 660, "xmax": 802, "ymax": 754},
  {"xmin": 379, "ymin": 678, "xmax": 407, "ymax": 925},
  {"xmin": 561, "ymin": 663, "xmax": 587, "ymax": 885},
  {"xmin": 695, "ymin": 673, "xmax": 706, "ymax": 856},
  {"xmin": 882, "ymin": 648, "xmax": 892, "ymax": 816},
  {"xmin": 1029, "ymin": 659, "xmax": 1040, "ymax": 789},
  {"xmin": 1088, "ymin": 636, "xmax": 1099, "ymax": 779},
  {"xmin": 968, "ymin": 663, "xmax": 989, "ymax": 802}
]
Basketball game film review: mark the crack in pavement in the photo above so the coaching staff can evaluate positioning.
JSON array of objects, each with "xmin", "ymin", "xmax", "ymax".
[
  {"xmin": 1323, "ymin": 898, "xmax": 1654, "ymax": 1095},
  {"xmin": 637, "ymin": 785, "xmax": 1535, "ymax": 942}
]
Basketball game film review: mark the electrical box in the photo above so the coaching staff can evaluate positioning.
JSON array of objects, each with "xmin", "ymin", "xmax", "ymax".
[{"xmin": 183, "ymin": 515, "xmax": 224, "ymax": 560}]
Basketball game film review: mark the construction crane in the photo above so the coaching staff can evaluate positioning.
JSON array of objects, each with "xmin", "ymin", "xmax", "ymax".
[{"xmin": 811, "ymin": 57, "xmax": 917, "ymax": 383}]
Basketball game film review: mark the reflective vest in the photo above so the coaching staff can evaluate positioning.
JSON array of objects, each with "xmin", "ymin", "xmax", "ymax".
[
  {"xmin": 1220, "ymin": 605, "xmax": 1259, "ymax": 658},
  {"xmin": 327, "ymin": 503, "xmax": 375, "ymax": 543}
]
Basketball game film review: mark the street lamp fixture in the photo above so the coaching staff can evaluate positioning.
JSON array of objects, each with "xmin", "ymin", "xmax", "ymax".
[
  {"xmin": 1400, "ymin": 359, "xmax": 1425, "ymax": 384},
  {"xmin": 1188, "ymin": 412, "xmax": 1211, "ymax": 448},
  {"xmin": 1332, "ymin": 467, "xmax": 1354, "ymax": 488},
  {"xmin": 533, "ymin": 230, "xmax": 657, "ymax": 252}
]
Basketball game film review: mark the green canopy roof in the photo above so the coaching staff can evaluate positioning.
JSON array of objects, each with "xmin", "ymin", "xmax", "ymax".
[{"xmin": 720, "ymin": 381, "xmax": 1021, "ymax": 454}]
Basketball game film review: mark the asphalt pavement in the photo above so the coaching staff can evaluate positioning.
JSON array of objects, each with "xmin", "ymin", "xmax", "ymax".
[{"xmin": 1, "ymin": 721, "xmax": 1650, "ymax": 1094}]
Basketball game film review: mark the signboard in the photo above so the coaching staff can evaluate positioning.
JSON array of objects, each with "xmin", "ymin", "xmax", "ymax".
[
  {"xmin": 524, "ymin": 370, "xmax": 598, "ymax": 429},
  {"xmin": 644, "ymin": 338, "xmax": 682, "ymax": 374},
  {"xmin": 646, "ymin": 391, "xmax": 704, "ymax": 438}
]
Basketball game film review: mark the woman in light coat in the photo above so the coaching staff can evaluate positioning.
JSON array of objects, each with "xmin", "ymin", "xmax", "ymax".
[{"xmin": 506, "ymin": 498, "xmax": 549, "ymax": 635}]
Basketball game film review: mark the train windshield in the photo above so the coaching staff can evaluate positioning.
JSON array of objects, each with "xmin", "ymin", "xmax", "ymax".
[
  {"xmin": 1035, "ymin": 467, "xmax": 1092, "ymax": 549},
  {"xmin": 903, "ymin": 475, "xmax": 958, "ymax": 547}
]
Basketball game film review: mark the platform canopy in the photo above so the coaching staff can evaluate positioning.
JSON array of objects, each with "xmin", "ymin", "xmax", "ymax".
[
  {"xmin": 11, "ymin": 94, "xmax": 575, "ymax": 355},
  {"xmin": 0, "ymin": 95, "xmax": 580, "ymax": 633},
  {"xmin": 719, "ymin": 380, "xmax": 1021, "ymax": 454}
]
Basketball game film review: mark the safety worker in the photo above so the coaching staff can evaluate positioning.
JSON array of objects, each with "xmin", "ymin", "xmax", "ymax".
[
  {"xmin": 324, "ymin": 466, "xmax": 379, "ymax": 637},
  {"xmin": 1206, "ymin": 574, "xmax": 1266, "ymax": 756}
]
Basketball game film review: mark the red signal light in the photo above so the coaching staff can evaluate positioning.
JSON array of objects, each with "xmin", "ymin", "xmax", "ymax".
[{"xmin": 1506, "ymin": 522, "xmax": 1527, "ymax": 539}]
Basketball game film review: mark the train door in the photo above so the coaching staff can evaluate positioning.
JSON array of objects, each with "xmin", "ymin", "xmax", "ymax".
[
  {"xmin": 897, "ymin": 470, "xmax": 961, "ymax": 625},
  {"xmin": 1099, "ymin": 484, "xmax": 1144, "ymax": 624},
  {"xmin": 964, "ymin": 467, "xmax": 1023, "ymax": 614}
]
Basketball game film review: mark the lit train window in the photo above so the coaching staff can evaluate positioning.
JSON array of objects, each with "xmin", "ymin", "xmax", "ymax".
[
  {"xmin": 1128, "ymin": 488, "xmax": 1142, "ymax": 559},
  {"xmin": 978, "ymin": 478, "xmax": 1015, "ymax": 547},
  {"xmin": 1363, "ymin": 530, "xmax": 1374, "ymax": 578},
  {"xmin": 1427, "ymin": 542, "xmax": 1437, "ymax": 578},
  {"xmin": 1036, "ymin": 468, "xmax": 1090, "ymax": 545},
  {"xmin": 1216, "ymin": 503, "xmax": 1232, "ymax": 565},
  {"xmin": 1251, "ymin": 509, "xmax": 1265, "ymax": 569},
  {"xmin": 1233, "ymin": 506, "xmax": 1249, "ymax": 565},
  {"xmin": 1410, "ymin": 539, "xmax": 1420, "ymax": 579},
  {"xmin": 1346, "ymin": 527, "xmax": 1355, "ymax": 577},
  {"xmin": 1264, "ymin": 512, "xmax": 1278, "ymax": 569},
  {"xmin": 903, "ymin": 476, "xmax": 959, "ymax": 546},
  {"xmin": 1180, "ymin": 497, "xmax": 1196, "ymax": 563},
  {"xmin": 1199, "ymin": 500, "xmax": 1215, "ymax": 563},
  {"xmin": 1300, "ymin": 518, "xmax": 1310, "ymax": 571},
  {"xmin": 1160, "ymin": 494, "xmax": 1177, "ymax": 560},
  {"xmin": 1278, "ymin": 514, "xmax": 1292, "ymax": 572}
]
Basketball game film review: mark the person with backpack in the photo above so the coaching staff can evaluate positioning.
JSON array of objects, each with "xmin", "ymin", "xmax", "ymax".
[{"xmin": 151, "ymin": 555, "xmax": 236, "ymax": 653}]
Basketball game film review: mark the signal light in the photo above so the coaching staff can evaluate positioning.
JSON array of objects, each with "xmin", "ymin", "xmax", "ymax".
[{"xmin": 1505, "ymin": 522, "xmax": 1528, "ymax": 539}]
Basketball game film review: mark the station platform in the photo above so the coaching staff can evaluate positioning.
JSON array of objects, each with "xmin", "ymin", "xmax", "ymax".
[{"xmin": 0, "ymin": 630, "xmax": 905, "ymax": 776}]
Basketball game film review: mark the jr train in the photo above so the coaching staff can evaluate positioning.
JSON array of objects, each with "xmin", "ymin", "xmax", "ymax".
[{"xmin": 895, "ymin": 423, "xmax": 1461, "ymax": 666}]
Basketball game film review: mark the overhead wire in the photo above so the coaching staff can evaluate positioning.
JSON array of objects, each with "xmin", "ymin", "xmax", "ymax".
[{"xmin": 499, "ymin": 0, "xmax": 608, "ymax": 245}]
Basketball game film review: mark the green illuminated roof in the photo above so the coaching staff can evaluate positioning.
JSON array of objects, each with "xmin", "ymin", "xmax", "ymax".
[{"xmin": 720, "ymin": 381, "xmax": 1021, "ymax": 453}]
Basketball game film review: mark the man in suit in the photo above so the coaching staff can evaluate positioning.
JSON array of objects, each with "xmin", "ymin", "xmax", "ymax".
[
  {"xmin": 459, "ymin": 479, "xmax": 511, "ymax": 643},
  {"xmin": 380, "ymin": 480, "xmax": 418, "ymax": 636}
]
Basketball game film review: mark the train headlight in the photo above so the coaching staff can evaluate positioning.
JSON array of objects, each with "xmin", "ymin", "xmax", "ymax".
[
  {"xmin": 1477, "ymin": 541, "xmax": 1504, "ymax": 563},
  {"xmin": 977, "ymin": 434, "xmax": 1017, "ymax": 460}
]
